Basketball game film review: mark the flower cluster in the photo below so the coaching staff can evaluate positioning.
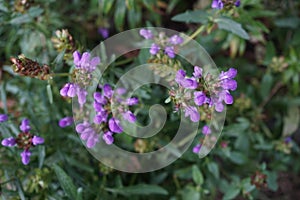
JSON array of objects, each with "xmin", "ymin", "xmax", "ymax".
[
  {"xmin": 139, "ymin": 28, "xmax": 184, "ymax": 58},
  {"xmin": 60, "ymin": 51, "xmax": 100, "ymax": 107},
  {"xmin": 212, "ymin": 0, "xmax": 241, "ymax": 9},
  {"xmin": 1, "ymin": 118, "xmax": 44, "ymax": 165}
]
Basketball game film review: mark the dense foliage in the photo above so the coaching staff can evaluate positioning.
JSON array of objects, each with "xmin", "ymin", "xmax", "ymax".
[{"xmin": 0, "ymin": 0, "xmax": 300, "ymax": 199}]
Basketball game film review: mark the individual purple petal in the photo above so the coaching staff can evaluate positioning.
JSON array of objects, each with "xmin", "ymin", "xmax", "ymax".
[
  {"xmin": 76, "ymin": 122, "xmax": 88, "ymax": 133},
  {"xmin": 116, "ymin": 88, "xmax": 127, "ymax": 95},
  {"xmin": 60, "ymin": 83, "xmax": 70, "ymax": 97},
  {"xmin": 184, "ymin": 106, "xmax": 200, "ymax": 122},
  {"xmin": 126, "ymin": 97, "xmax": 139, "ymax": 106},
  {"xmin": 212, "ymin": 0, "xmax": 223, "ymax": 9},
  {"xmin": 67, "ymin": 83, "xmax": 77, "ymax": 98},
  {"xmin": 215, "ymin": 102, "xmax": 224, "ymax": 112},
  {"xmin": 193, "ymin": 66, "xmax": 203, "ymax": 78},
  {"xmin": 109, "ymin": 118, "xmax": 123, "ymax": 133},
  {"xmin": 181, "ymin": 78, "xmax": 198, "ymax": 89},
  {"xmin": 221, "ymin": 79, "xmax": 237, "ymax": 91},
  {"xmin": 175, "ymin": 69, "xmax": 186, "ymax": 84},
  {"xmin": 86, "ymin": 132, "xmax": 99, "ymax": 148},
  {"xmin": 77, "ymin": 88, "xmax": 88, "ymax": 106},
  {"xmin": 219, "ymin": 68, "xmax": 237, "ymax": 80},
  {"xmin": 20, "ymin": 150, "xmax": 31, "ymax": 165},
  {"xmin": 94, "ymin": 92, "xmax": 107, "ymax": 104},
  {"xmin": 193, "ymin": 144, "xmax": 201, "ymax": 154},
  {"xmin": 103, "ymin": 84, "xmax": 113, "ymax": 98},
  {"xmin": 89, "ymin": 57, "xmax": 101, "ymax": 71},
  {"xmin": 202, "ymin": 125, "xmax": 211, "ymax": 135},
  {"xmin": 73, "ymin": 51, "xmax": 81, "ymax": 67},
  {"xmin": 284, "ymin": 136, "xmax": 292, "ymax": 143},
  {"xmin": 32, "ymin": 136, "xmax": 44, "ymax": 145},
  {"xmin": 224, "ymin": 92, "xmax": 233, "ymax": 104},
  {"xmin": 20, "ymin": 119, "xmax": 31, "ymax": 132},
  {"xmin": 103, "ymin": 131, "xmax": 114, "ymax": 145},
  {"xmin": 58, "ymin": 116, "xmax": 73, "ymax": 128},
  {"xmin": 1, "ymin": 137, "xmax": 16, "ymax": 147},
  {"xmin": 169, "ymin": 35, "xmax": 183, "ymax": 45},
  {"xmin": 0, "ymin": 114, "xmax": 8, "ymax": 123},
  {"xmin": 122, "ymin": 111, "xmax": 136, "ymax": 123},
  {"xmin": 139, "ymin": 29, "xmax": 153, "ymax": 39},
  {"xmin": 98, "ymin": 27, "xmax": 109, "ymax": 39},
  {"xmin": 164, "ymin": 46, "xmax": 175, "ymax": 58},
  {"xmin": 235, "ymin": 0, "xmax": 241, "ymax": 7},
  {"xmin": 194, "ymin": 91, "xmax": 206, "ymax": 106},
  {"xmin": 94, "ymin": 111, "xmax": 108, "ymax": 124},
  {"xmin": 150, "ymin": 43, "xmax": 160, "ymax": 55},
  {"xmin": 81, "ymin": 127, "xmax": 94, "ymax": 140}
]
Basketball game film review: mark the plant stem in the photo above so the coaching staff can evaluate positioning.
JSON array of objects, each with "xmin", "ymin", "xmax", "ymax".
[
  {"xmin": 258, "ymin": 82, "xmax": 284, "ymax": 110},
  {"xmin": 51, "ymin": 73, "xmax": 73, "ymax": 77},
  {"xmin": 182, "ymin": 26, "xmax": 205, "ymax": 45}
]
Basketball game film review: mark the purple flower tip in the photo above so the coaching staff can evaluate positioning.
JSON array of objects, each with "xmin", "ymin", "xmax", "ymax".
[
  {"xmin": 175, "ymin": 69, "xmax": 186, "ymax": 84},
  {"xmin": 123, "ymin": 111, "xmax": 136, "ymax": 123},
  {"xmin": 235, "ymin": 0, "xmax": 241, "ymax": 7},
  {"xmin": 0, "ymin": 114, "xmax": 8, "ymax": 123},
  {"xmin": 150, "ymin": 43, "xmax": 160, "ymax": 55},
  {"xmin": 103, "ymin": 131, "xmax": 114, "ymax": 145},
  {"xmin": 20, "ymin": 118, "xmax": 31, "ymax": 132},
  {"xmin": 169, "ymin": 35, "xmax": 184, "ymax": 45},
  {"xmin": 20, "ymin": 150, "xmax": 31, "ymax": 165},
  {"xmin": 103, "ymin": 84, "xmax": 113, "ymax": 98},
  {"xmin": 202, "ymin": 125, "xmax": 211, "ymax": 135},
  {"xmin": 194, "ymin": 91, "xmax": 206, "ymax": 106},
  {"xmin": 32, "ymin": 136, "xmax": 44, "ymax": 145},
  {"xmin": 181, "ymin": 78, "xmax": 198, "ymax": 89},
  {"xmin": 59, "ymin": 116, "xmax": 74, "ymax": 128},
  {"xmin": 193, "ymin": 66, "xmax": 203, "ymax": 78},
  {"xmin": 184, "ymin": 106, "xmax": 200, "ymax": 122},
  {"xmin": 108, "ymin": 118, "xmax": 123, "ymax": 133},
  {"xmin": 193, "ymin": 144, "xmax": 201, "ymax": 154},
  {"xmin": 1, "ymin": 137, "xmax": 16, "ymax": 147},
  {"xmin": 77, "ymin": 88, "xmax": 88, "ymax": 106},
  {"xmin": 212, "ymin": 0, "xmax": 224, "ymax": 9},
  {"xmin": 126, "ymin": 97, "xmax": 139, "ymax": 106},
  {"xmin": 98, "ymin": 27, "xmax": 109, "ymax": 39},
  {"xmin": 139, "ymin": 29, "xmax": 153, "ymax": 39},
  {"xmin": 73, "ymin": 51, "xmax": 81, "ymax": 66},
  {"xmin": 164, "ymin": 46, "xmax": 175, "ymax": 58},
  {"xmin": 94, "ymin": 92, "xmax": 107, "ymax": 104}
]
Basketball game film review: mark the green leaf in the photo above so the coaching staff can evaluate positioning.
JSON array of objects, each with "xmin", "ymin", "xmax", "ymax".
[
  {"xmin": 192, "ymin": 165, "xmax": 204, "ymax": 185},
  {"xmin": 265, "ymin": 171, "xmax": 278, "ymax": 191},
  {"xmin": 53, "ymin": 164, "xmax": 77, "ymax": 199},
  {"xmin": 215, "ymin": 17, "xmax": 250, "ymax": 40},
  {"xmin": 181, "ymin": 186, "xmax": 201, "ymax": 200},
  {"xmin": 101, "ymin": 0, "xmax": 115, "ymax": 14},
  {"xmin": 263, "ymin": 42, "xmax": 276, "ymax": 65},
  {"xmin": 283, "ymin": 106, "xmax": 300, "ymax": 137},
  {"xmin": 46, "ymin": 84, "xmax": 53, "ymax": 104},
  {"xmin": 171, "ymin": 10, "xmax": 208, "ymax": 24},
  {"xmin": 207, "ymin": 162, "xmax": 219, "ymax": 179},
  {"xmin": 105, "ymin": 184, "xmax": 168, "ymax": 196},
  {"xmin": 260, "ymin": 73, "xmax": 273, "ymax": 98},
  {"xmin": 228, "ymin": 152, "xmax": 247, "ymax": 165},
  {"xmin": 222, "ymin": 186, "xmax": 240, "ymax": 200},
  {"xmin": 175, "ymin": 166, "xmax": 193, "ymax": 180},
  {"xmin": 114, "ymin": 0, "xmax": 126, "ymax": 31},
  {"xmin": 275, "ymin": 17, "xmax": 300, "ymax": 29}
]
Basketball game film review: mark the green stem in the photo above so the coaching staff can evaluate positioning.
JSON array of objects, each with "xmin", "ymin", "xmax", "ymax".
[
  {"xmin": 182, "ymin": 26, "xmax": 205, "ymax": 45},
  {"xmin": 51, "ymin": 73, "xmax": 73, "ymax": 77},
  {"xmin": 114, "ymin": 58, "xmax": 133, "ymax": 66}
]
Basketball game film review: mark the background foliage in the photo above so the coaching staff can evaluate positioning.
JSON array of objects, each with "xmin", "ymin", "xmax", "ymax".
[{"xmin": 0, "ymin": 0, "xmax": 300, "ymax": 199}]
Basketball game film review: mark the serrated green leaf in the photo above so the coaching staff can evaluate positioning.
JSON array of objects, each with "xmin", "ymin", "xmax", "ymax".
[
  {"xmin": 192, "ymin": 165, "xmax": 204, "ymax": 185},
  {"xmin": 53, "ymin": 164, "xmax": 77, "ymax": 200},
  {"xmin": 172, "ymin": 10, "xmax": 208, "ymax": 24},
  {"xmin": 105, "ymin": 184, "xmax": 168, "ymax": 196},
  {"xmin": 215, "ymin": 17, "xmax": 249, "ymax": 40},
  {"xmin": 114, "ymin": 0, "xmax": 126, "ymax": 31}
]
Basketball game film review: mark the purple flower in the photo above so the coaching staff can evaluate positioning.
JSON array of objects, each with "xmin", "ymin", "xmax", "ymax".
[
  {"xmin": 109, "ymin": 118, "xmax": 123, "ymax": 133},
  {"xmin": 169, "ymin": 35, "xmax": 183, "ymax": 45},
  {"xmin": 175, "ymin": 69, "xmax": 186, "ymax": 84},
  {"xmin": 181, "ymin": 78, "xmax": 198, "ymax": 89},
  {"xmin": 1, "ymin": 137, "xmax": 16, "ymax": 147},
  {"xmin": 219, "ymin": 68, "xmax": 237, "ymax": 80},
  {"xmin": 150, "ymin": 43, "xmax": 160, "ymax": 55},
  {"xmin": 77, "ymin": 88, "xmax": 88, "ymax": 106},
  {"xmin": 202, "ymin": 125, "xmax": 211, "ymax": 135},
  {"xmin": 94, "ymin": 92, "xmax": 107, "ymax": 104},
  {"xmin": 116, "ymin": 88, "xmax": 127, "ymax": 95},
  {"xmin": 184, "ymin": 106, "xmax": 200, "ymax": 122},
  {"xmin": 164, "ymin": 46, "xmax": 175, "ymax": 58},
  {"xmin": 139, "ymin": 29, "xmax": 153, "ymax": 39},
  {"xmin": 98, "ymin": 27, "xmax": 109, "ymax": 39},
  {"xmin": 0, "ymin": 114, "xmax": 8, "ymax": 123},
  {"xmin": 103, "ymin": 84, "xmax": 113, "ymax": 99},
  {"xmin": 214, "ymin": 101, "xmax": 224, "ymax": 112},
  {"xmin": 212, "ymin": 0, "xmax": 224, "ymax": 9},
  {"xmin": 194, "ymin": 91, "xmax": 206, "ymax": 106},
  {"xmin": 86, "ymin": 132, "xmax": 99, "ymax": 148},
  {"xmin": 32, "ymin": 136, "xmax": 44, "ymax": 145},
  {"xmin": 73, "ymin": 51, "xmax": 100, "ymax": 72},
  {"xmin": 126, "ymin": 97, "xmax": 139, "ymax": 106},
  {"xmin": 76, "ymin": 122, "xmax": 99, "ymax": 148},
  {"xmin": 76, "ymin": 122, "xmax": 89, "ymax": 133},
  {"xmin": 122, "ymin": 111, "xmax": 136, "ymax": 123},
  {"xmin": 20, "ymin": 118, "xmax": 31, "ymax": 132},
  {"xmin": 103, "ymin": 131, "xmax": 114, "ymax": 145},
  {"xmin": 58, "ymin": 117, "xmax": 74, "ymax": 128},
  {"xmin": 94, "ymin": 111, "xmax": 108, "ymax": 124},
  {"xmin": 60, "ymin": 83, "xmax": 77, "ymax": 98},
  {"xmin": 193, "ymin": 144, "xmax": 201, "ymax": 154},
  {"xmin": 221, "ymin": 79, "xmax": 237, "ymax": 91},
  {"xmin": 193, "ymin": 66, "xmax": 203, "ymax": 78},
  {"xmin": 20, "ymin": 150, "xmax": 31, "ymax": 165},
  {"xmin": 284, "ymin": 136, "xmax": 292, "ymax": 143},
  {"xmin": 235, "ymin": 0, "xmax": 241, "ymax": 7}
]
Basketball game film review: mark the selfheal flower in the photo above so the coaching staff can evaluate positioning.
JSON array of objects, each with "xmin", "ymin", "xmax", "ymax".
[
  {"xmin": 77, "ymin": 88, "xmax": 88, "ymax": 106},
  {"xmin": 202, "ymin": 125, "xmax": 211, "ymax": 135},
  {"xmin": 94, "ymin": 92, "xmax": 107, "ymax": 104},
  {"xmin": 284, "ymin": 136, "xmax": 292, "ymax": 143},
  {"xmin": 193, "ymin": 66, "xmax": 203, "ymax": 78},
  {"xmin": 181, "ymin": 78, "xmax": 198, "ymax": 89},
  {"xmin": 126, "ymin": 97, "xmax": 139, "ymax": 106},
  {"xmin": 60, "ymin": 83, "xmax": 77, "ymax": 98},
  {"xmin": 58, "ymin": 117, "xmax": 73, "ymax": 128},
  {"xmin": 73, "ymin": 51, "xmax": 100, "ymax": 72},
  {"xmin": 235, "ymin": 0, "xmax": 241, "ymax": 7},
  {"xmin": 169, "ymin": 35, "xmax": 183, "ymax": 45},
  {"xmin": 32, "ymin": 136, "xmax": 44, "ymax": 145},
  {"xmin": 164, "ymin": 46, "xmax": 175, "ymax": 58},
  {"xmin": 94, "ymin": 111, "xmax": 108, "ymax": 124},
  {"xmin": 139, "ymin": 29, "xmax": 153, "ymax": 39},
  {"xmin": 193, "ymin": 144, "xmax": 201, "ymax": 154},
  {"xmin": 221, "ymin": 79, "xmax": 237, "ymax": 91},
  {"xmin": 212, "ymin": 0, "xmax": 224, "ymax": 9},
  {"xmin": 184, "ymin": 106, "xmax": 200, "ymax": 122},
  {"xmin": 1, "ymin": 137, "xmax": 16, "ymax": 147},
  {"xmin": 109, "ymin": 118, "xmax": 123, "ymax": 133},
  {"xmin": 98, "ymin": 27, "xmax": 109, "ymax": 39},
  {"xmin": 103, "ymin": 131, "xmax": 114, "ymax": 145},
  {"xmin": 219, "ymin": 68, "xmax": 237, "ymax": 80},
  {"xmin": 150, "ymin": 43, "xmax": 160, "ymax": 55},
  {"xmin": 103, "ymin": 84, "xmax": 113, "ymax": 98},
  {"xmin": 76, "ymin": 122, "xmax": 99, "ymax": 148},
  {"xmin": 20, "ymin": 118, "xmax": 30, "ymax": 132},
  {"xmin": 122, "ymin": 111, "xmax": 136, "ymax": 123},
  {"xmin": 20, "ymin": 150, "xmax": 31, "ymax": 165},
  {"xmin": 0, "ymin": 114, "xmax": 8, "ymax": 123},
  {"xmin": 194, "ymin": 91, "xmax": 206, "ymax": 106},
  {"xmin": 175, "ymin": 69, "xmax": 186, "ymax": 84}
]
